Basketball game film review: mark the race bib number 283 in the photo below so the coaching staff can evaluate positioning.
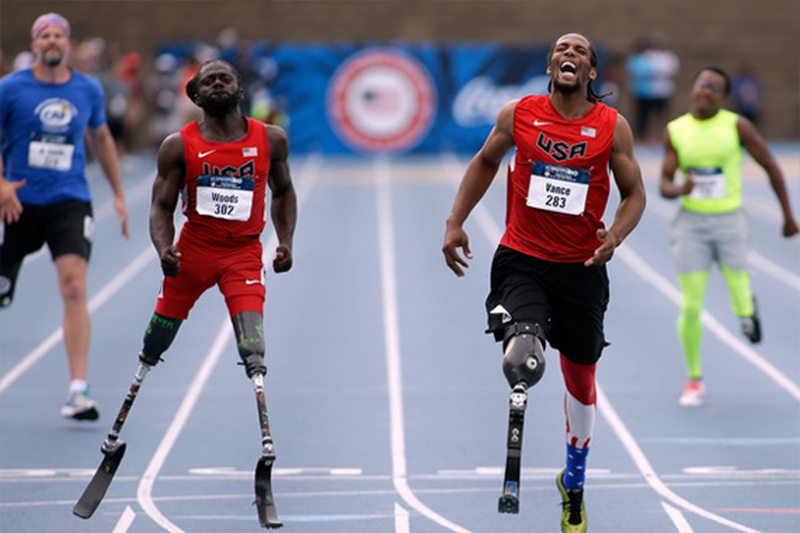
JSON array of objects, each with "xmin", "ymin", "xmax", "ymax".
[{"xmin": 526, "ymin": 161, "xmax": 590, "ymax": 215}]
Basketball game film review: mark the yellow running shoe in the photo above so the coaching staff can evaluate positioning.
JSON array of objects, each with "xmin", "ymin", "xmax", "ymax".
[{"xmin": 557, "ymin": 468, "xmax": 587, "ymax": 533}]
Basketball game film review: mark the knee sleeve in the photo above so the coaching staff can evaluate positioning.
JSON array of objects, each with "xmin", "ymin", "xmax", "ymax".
[
  {"xmin": 0, "ymin": 262, "xmax": 22, "ymax": 308},
  {"xmin": 232, "ymin": 311, "xmax": 266, "ymax": 378},
  {"xmin": 139, "ymin": 313, "xmax": 182, "ymax": 366},
  {"xmin": 502, "ymin": 322, "xmax": 546, "ymax": 389}
]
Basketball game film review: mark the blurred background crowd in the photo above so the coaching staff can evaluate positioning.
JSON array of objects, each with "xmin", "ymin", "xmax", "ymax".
[
  {"xmin": 1, "ymin": 1, "xmax": 796, "ymax": 156},
  {"xmin": 1, "ymin": 26, "xmax": 289, "ymax": 158}
]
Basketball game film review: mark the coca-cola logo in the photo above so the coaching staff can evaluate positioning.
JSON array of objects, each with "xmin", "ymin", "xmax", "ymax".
[
  {"xmin": 327, "ymin": 48, "xmax": 436, "ymax": 153},
  {"xmin": 452, "ymin": 76, "xmax": 550, "ymax": 128}
]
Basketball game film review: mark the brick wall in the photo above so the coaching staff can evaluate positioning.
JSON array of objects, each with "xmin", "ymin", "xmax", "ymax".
[{"xmin": 2, "ymin": 0, "xmax": 798, "ymax": 138}]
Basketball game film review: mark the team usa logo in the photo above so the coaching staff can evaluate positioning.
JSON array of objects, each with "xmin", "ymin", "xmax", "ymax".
[
  {"xmin": 327, "ymin": 48, "xmax": 437, "ymax": 153},
  {"xmin": 536, "ymin": 132, "xmax": 587, "ymax": 162}
]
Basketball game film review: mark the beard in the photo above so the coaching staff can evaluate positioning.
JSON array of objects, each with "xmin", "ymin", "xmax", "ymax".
[
  {"xmin": 197, "ymin": 91, "xmax": 242, "ymax": 116},
  {"xmin": 552, "ymin": 78, "xmax": 582, "ymax": 96},
  {"xmin": 40, "ymin": 48, "xmax": 66, "ymax": 68}
]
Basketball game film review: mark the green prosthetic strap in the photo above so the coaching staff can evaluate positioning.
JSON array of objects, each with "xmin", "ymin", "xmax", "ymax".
[{"xmin": 677, "ymin": 271, "xmax": 709, "ymax": 380}]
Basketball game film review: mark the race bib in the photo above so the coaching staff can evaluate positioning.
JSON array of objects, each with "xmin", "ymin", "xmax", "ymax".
[
  {"xmin": 27, "ymin": 134, "xmax": 74, "ymax": 171},
  {"xmin": 195, "ymin": 175, "xmax": 254, "ymax": 221},
  {"xmin": 526, "ymin": 161, "xmax": 590, "ymax": 215},
  {"xmin": 688, "ymin": 167, "xmax": 726, "ymax": 199}
]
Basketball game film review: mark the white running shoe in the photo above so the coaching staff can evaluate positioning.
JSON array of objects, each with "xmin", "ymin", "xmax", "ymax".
[
  {"xmin": 679, "ymin": 379, "xmax": 705, "ymax": 407},
  {"xmin": 61, "ymin": 388, "xmax": 99, "ymax": 420}
]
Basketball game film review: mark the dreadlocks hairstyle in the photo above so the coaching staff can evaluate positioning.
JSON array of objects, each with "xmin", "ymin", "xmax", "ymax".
[
  {"xmin": 185, "ymin": 59, "xmax": 243, "ymax": 105},
  {"xmin": 546, "ymin": 35, "xmax": 610, "ymax": 101}
]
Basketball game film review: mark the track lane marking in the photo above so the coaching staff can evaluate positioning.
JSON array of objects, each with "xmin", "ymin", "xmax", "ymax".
[
  {"xmin": 440, "ymin": 152, "xmax": 770, "ymax": 533},
  {"xmin": 375, "ymin": 156, "xmax": 473, "ymax": 533},
  {"xmin": 0, "ymin": 246, "xmax": 155, "ymax": 394},
  {"xmin": 111, "ymin": 504, "xmax": 137, "ymax": 533},
  {"xmin": 617, "ymin": 245, "xmax": 800, "ymax": 402},
  {"xmin": 135, "ymin": 154, "xmax": 321, "ymax": 531}
]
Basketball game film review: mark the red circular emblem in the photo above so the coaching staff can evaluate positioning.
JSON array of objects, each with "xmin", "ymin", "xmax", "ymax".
[{"xmin": 327, "ymin": 48, "xmax": 437, "ymax": 153}]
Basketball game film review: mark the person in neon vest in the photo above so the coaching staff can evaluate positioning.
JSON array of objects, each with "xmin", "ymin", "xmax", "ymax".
[{"xmin": 660, "ymin": 66, "xmax": 798, "ymax": 407}]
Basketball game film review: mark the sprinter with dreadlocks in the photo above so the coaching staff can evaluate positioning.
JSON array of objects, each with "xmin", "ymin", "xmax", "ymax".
[{"xmin": 443, "ymin": 33, "xmax": 646, "ymax": 533}]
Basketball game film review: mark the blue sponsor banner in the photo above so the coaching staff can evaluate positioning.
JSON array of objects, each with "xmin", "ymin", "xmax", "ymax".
[{"xmin": 160, "ymin": 41, "xmax": 605, "ymax": 154}]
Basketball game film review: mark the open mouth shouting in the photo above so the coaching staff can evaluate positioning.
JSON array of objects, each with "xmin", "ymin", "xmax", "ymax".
[{"xmin": 559, "ymin": 61, "xmax": 578, "ymax": 81}]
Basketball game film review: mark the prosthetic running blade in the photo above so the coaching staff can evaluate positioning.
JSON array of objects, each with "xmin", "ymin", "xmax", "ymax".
[
  {"xmin": 498, "ymin": 384, "xmax": 528, "ymax": 514},
  {"xmin": 255, "ymin": 456, "xmax": 282, "ymax": 528},
  {"xmin": 73, "ymin": 441, "xmax": 127, "ymax": 519}
]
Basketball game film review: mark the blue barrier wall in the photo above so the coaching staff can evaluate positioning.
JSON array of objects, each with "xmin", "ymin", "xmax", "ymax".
[{"xmin": 161, "ymin": 42, "xmax": 609, "ymax": 154}]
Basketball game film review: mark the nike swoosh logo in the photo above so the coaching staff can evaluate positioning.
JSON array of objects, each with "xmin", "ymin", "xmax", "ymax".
[
  {"xmin": 198, "ymin": 150, "xmax": 216, "ymax": 158},
  {"xmin": 533, "ymin": 120, "xmax": 553, "ymax": 126},
  {"xmin": 245, "ymin": 279, "xmax": 261, "ymax": 285}
]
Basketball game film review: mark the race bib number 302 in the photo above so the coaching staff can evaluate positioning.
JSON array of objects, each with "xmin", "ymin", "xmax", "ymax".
[
  {"xmin": 195, "ymin": 174, "xmax": 255, "ymax": 221},
  {"xmin": 526, "ymin": 161, "xmax": 590, "ymax": 215}
]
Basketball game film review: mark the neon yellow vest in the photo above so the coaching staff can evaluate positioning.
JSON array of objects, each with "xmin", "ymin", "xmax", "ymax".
[{"xmin": 667, "ymin": 109, "xmax": 742, "ymax": 214}]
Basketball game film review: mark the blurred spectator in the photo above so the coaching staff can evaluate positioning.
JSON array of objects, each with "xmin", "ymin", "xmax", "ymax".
[
  {"xmin": 176, "ymin": 54, "xmax": 205, "ymax": 128},
  {"xmin": 12, "ymin": 51, "xmax": 35, "ymax": 71},
  {"xmin": 731, "ymin": 65, "xmax": 762, "ymax": 126},
  {"xmin": 598, "ymin": 50, "xmax": 625, "ymax": 109},
  {"xmin": 147, "ymin": 52, "xmax": 183, "ymax": 146},
  {"xmin": 626, "ymin": 33, "xmax": 680, "ymax": 142},
  {"xmin": 103, "ymin": 52, "xmax": 145, "ymax": 154}
]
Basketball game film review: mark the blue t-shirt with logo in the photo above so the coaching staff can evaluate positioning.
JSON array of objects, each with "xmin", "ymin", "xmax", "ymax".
[{"xmin": 0, "ymin": 68, "xmax": 107, "ymax": 205}]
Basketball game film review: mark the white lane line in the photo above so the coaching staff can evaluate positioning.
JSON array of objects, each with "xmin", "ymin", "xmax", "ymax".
[
  {"xmin": 0, "ymin": 246, "xmax": 155, "ymax": 394},
  {"xmin": 661, "ymin": 501, "xmax": 696, "ymax": 533},
  {"xmin": 0, "ymin": 153, "xmax": 322, "ymax": 397},
  {"xmin": 617, "ymin": 245, "xmax": 800, "ymax": 402},
  {"xmin": 135, "ymin": 153, "xmax": 321, "ymax": 531},
  {"xmin": 394, "ymin": 502, "xmax": 410, "ymax": 533},
  {"xmin": 111, "ymin": 504, "xmax": 137, "ymax": 533},
  {"xmin": 137, "ymin": 317, "xmax": 232, "ymax": 533},
  {"xmin": 598, "ymin": 384, "xmax": 763, "ymax": 533},
  {"xmin": 19, "ymin": 164, "xmax": 154, "ymax": 267},
  {"xmin": 646, "ymin": 194, "xmax": 800, "ymax": 291},
  {"xmin": 375, "ymin": 157, "xmax": 473, "ymax": 533},
  {"xmin": 441, "ymin": 153, "xmax": 768, "ymax": 533},
  {"xmin": 748, "ymin": 250, "xmax": 800, "ymax": 291}
]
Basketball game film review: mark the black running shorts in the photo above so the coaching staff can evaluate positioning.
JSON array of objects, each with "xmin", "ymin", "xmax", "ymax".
[
  {"xmin": 485, "ymin": 245, "xmax": 610, "ymax": 365},
  {"xmin": 0, "ymin": 200, "xmax": 94, "ymax": 266}
]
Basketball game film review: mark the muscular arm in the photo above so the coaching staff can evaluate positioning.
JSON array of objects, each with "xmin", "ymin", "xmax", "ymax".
[
  {"xmin": 442, "ymin": 99, "xmax": 518, "ymax": 276},
  {"xmin": 737, "ymin": 117, "xmax": 799, "ymax": 237},
  {"xmin": 150, "ymin": 133, "xmax": 185, "ymax": 277},
  {"xmin": 589, "ymin": 113, "xmax": 646, "ymax": 266},
  {"xmin": 87, "ymin": 123, "xmax": 129, "ymax": 238},
  {"xmin": 266, "ymin": 125, "xmax": 297, "ymax": 273}
]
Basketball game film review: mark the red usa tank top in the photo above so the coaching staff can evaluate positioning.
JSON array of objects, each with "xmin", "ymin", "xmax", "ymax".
[
  {"xmin": 500, "ymin": 95, "xmax": 617, "ymax": 262},
  {"xmin": 179, "ymin": 117, "xmax": 270, "ymax": 243}
]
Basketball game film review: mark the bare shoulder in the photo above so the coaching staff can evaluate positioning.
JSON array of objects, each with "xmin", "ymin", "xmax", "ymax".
[
  {"xmin": 497, "ymin": 99, "xmax": 520, "ymax": 127},
  {"xmin": 265, "ymin": 124, "xmax": 289, "ymax": 159},
  {"xmin": 157, "ymin": 131, "xmax": 185, "ymax": 164},
  {"xmin": 612, "ymin": 112, "xmax": 635, "ymax": 152}
]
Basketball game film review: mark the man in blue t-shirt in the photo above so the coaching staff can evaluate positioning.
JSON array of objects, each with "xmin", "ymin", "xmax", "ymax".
[{"xmin": 0, "ymin": 13, "xmax": 129, "ymax": 421}]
